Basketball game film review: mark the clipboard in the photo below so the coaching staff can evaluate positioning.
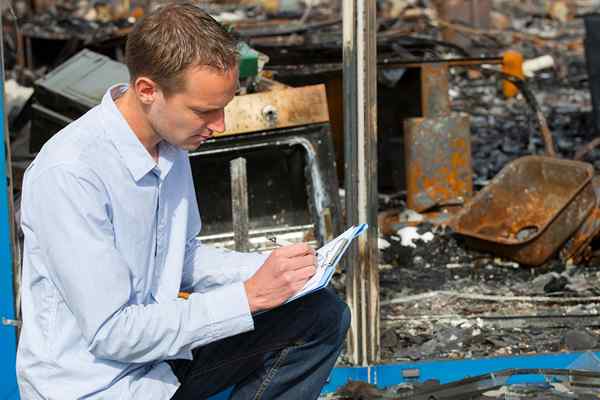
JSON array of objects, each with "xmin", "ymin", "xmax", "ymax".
[{"xmin": 285, "ymin": 224, "xmax": 368, "ymax": 303}]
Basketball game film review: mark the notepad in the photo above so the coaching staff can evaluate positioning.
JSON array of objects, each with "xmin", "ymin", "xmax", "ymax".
[{"xmin": 285, "ymin": 224, "xmax": 368, "ymax": 303}]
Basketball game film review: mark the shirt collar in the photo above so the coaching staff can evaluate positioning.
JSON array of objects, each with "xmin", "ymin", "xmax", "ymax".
[
  {"xmin": 156, "ymin": 140, "xmax": 178, "ymax": 180},
  {"xmin": 101, "ymin": 84, "xmax": 178, "ymax": 182}
]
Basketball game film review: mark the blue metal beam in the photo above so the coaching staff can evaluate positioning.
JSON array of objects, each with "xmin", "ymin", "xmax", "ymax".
[{"xmin": 0, "ymin": 40, "xmax": 19, "ymax": 399}]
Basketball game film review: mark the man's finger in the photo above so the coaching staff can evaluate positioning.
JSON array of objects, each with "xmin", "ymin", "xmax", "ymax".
[
  {"xmin": 286, "ymin": 265, "xmax": 316, "ymax": 286},
  {"xmin": 285, "ymin": 254, "xmax": 317, "ymax": 271},
  {"xmin": 296, "ymin": 265, "xmax": 316, "ymax": 280},
  {"xmin": 276, "ymin": 243, "xmax": 314, "ymax": 257},
  {"xmin": 290, "ymin": 268, "xmax": 316, "ymax": 290}
]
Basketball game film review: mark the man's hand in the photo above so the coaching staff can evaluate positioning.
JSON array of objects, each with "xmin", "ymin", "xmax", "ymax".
[{"xmin": 244, "ymin": 243, "xmax": 317, "ymax": 313}]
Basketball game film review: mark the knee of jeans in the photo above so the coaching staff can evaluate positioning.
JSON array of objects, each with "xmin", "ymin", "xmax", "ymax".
[
  {"xmin": 339, "ymin": 301, "xmax": 351, "ymax": 336},
  {"xmin": 313, "ymin": 290, "xmax": 351, "ymax": 342}
]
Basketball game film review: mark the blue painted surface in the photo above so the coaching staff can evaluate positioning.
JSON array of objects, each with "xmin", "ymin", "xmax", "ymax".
[
  {"xmin": 323, "ymin": 365, "xmax": 371, "ymax": 393},
  {"xmin": 0, "ymin": 60, "xmax": 19, "ymax": 399},
  {"xmin": 321, "ymin": 351, "xmax": 600, "ymax": 394}
]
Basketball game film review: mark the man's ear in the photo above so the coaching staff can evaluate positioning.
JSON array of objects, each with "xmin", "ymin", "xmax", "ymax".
[{"xmin": 133, "ymin": 77, "xmax": 159, "ymax": 105}]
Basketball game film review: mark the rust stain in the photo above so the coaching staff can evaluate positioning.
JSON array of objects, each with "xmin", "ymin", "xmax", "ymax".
[{"xmin": 560, "ymin": 176, "xmax": 600, "ymax": 263}]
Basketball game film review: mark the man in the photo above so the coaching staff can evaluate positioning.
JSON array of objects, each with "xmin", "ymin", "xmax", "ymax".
[{"xmin": 16, "ymin": 3, "xmax": 350, "ymax": 399}]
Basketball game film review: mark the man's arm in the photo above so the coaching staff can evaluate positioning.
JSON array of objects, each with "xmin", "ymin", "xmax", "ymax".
[
  {"xmin": 180, "ymin": 238, "xmax": 267, "ymax": 293},
  {"xmin": 25, "ymin": 163, "xmax": 255, "ymax": 363},
  {"xmin": 179, "ymin": 156, "xmax": 317, "ymax": 314},
  {"xmin": 179, "ymin": 155, "xmax": 268, "ymax": 293}
]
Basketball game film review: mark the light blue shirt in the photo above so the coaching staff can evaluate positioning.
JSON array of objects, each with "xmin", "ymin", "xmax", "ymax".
[{"xmin": 16, "ymin": 85, "xmax": 267, "ymax": 399}]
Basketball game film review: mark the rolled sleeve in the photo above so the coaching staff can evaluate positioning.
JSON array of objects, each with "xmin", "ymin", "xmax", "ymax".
[{"xmin": 181, "ymin": 238, "xmax": 269, "ymax": 293}]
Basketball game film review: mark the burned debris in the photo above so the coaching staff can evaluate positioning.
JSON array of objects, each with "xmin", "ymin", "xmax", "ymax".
[{"xmin": 9, "ymin": 0, "xmax": 600, "ymax": 398}]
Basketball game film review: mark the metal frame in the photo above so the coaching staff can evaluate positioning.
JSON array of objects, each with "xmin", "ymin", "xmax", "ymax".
[{"xmin": 189, "ymin": 124, "xmax": 342, "ymax": 246}]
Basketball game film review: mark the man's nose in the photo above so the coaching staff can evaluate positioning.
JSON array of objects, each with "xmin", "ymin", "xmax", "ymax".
[{"xmin": 207, "ymin": 109, "xmax": 226, "ymax": 133}]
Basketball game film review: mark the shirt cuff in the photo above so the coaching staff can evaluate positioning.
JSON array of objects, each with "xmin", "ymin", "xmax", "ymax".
[
  {"xmin": 187, "ymin": 282, "xmax": 254, "ymax": 346},
  {"xmin": 239, "ymin": 252, "xmax": 269, "ymax": 281}
]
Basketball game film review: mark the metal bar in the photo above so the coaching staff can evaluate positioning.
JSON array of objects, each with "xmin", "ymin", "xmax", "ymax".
[
  {"xmin": 25, "ymin": 36, "xmax": 33, "ymax": 70},
  {"xmin": 15, "ymin": 30, "xmax": 25, "ymax": 72},
  {"xmin": 381, "ymin": 290, "xmax": 600, "ymax": 306},
  {"xmin": 420, "ymin": 63, "xmax": 450, "ymax": 117},
  {"xmin": 199, "ymin": 224, "xmax": 314, "ymax": 243},
  {"xmin": 230, "ymin": 157, "xmax": 250, "ymax": 252},
  {"xmin": 378, "ymin": 57, "xmax": 503, "ymax": 69},
  {"xmin": 343, "ymin": 0, "xmax": 379, "ymax": 365},
  {"xmin": 0, "ymin": 7, "xmax": 19, "ymax": 398},
  {"xmin": 483, "ymin": 69, "xmax": 557, "ymax": 157}
]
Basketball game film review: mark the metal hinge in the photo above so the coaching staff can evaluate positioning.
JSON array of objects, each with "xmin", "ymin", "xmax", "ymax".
[{"xmin": 2, "ymin": 317, "xmax": 21, "ymax": 327}]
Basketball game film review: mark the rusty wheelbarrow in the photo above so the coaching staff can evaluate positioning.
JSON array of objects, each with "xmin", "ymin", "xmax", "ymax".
[
  {"xmin": 451, "ymin": 71, "xmax": 597, "ymax": 266},
  {"xmin": 451, "ymin": 156, "xmax": 595, "ymax": 266}
]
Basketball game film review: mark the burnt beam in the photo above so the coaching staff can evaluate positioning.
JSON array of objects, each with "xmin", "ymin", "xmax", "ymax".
[
  {"xmin": 230, "ymin": 157, "xmax": 250, "ymax": 252},
  {"xmin": 343, "ymin": 0, "xmax": 380, "ymax": 365}
]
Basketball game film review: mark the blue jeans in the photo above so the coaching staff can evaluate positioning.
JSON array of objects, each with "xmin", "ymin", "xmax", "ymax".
[{"xmin": 168, "ymin": 288, "xmax": 351, "ymax": 400}]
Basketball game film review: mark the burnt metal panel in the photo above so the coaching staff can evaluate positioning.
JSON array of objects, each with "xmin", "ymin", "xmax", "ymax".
[
  {"xmin": 404, "ymin": 113, "xmax": 472, "ymax": 212},
  {"xmin": 34, "ymin": 49, "xmax": 128, "ymax": 117},
  {"xmin": 189, "ymin": 123, "xmax": 341, "ymax": 246},
  {"xmin": 404, "ymin": 63, "xmax": 473, "ymax": 212},
  {"xmin": 420, "ymin": 63, "xmax": 450, "ymax": 118}
]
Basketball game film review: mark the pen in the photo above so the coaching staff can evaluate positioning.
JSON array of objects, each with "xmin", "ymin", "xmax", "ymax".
[
  {"xmin": 268, "ymin": 236, "xmax": 321, "ymax": 270},
  {"xmin": 267, "ymin": 236, "xmax": 295, "ymax": 247}
]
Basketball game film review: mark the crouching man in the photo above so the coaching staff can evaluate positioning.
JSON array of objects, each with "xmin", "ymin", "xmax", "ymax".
[{"xmin": 16, "ymin": 3, "xmax": 350, "ymax": 399}]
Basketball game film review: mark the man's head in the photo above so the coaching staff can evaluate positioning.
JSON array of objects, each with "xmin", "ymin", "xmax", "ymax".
[{"xmin": 124, "ymin": 2, "xmax": 239, "ymax": 150}]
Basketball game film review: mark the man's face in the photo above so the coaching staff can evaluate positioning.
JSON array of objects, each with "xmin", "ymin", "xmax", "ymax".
[{"xmin": 146, "ymin": 66, "xmax": 238, "ymax": 151}]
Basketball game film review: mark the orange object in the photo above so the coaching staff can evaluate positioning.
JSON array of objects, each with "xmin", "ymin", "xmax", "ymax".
[
  {"xmin": 130, "ymin": 6, "xmax": 144, "ymax": 20},
  {"xmin": 502, "ymin": 50, "xmax": 524, "ymax": 98},
  {"xmin": 178, "ymin": 292, "xmax": 190, "ymax": 300}
]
